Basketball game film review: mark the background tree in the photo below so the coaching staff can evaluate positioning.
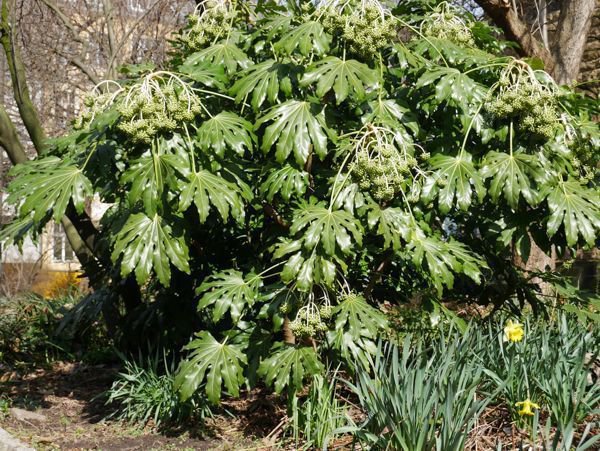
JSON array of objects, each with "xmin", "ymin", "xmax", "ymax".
[
  {"xmin": 0, "ymin": 0, "xmax": 194, "ymax": 290},
  {"xmin": 474, "ymin": 0, "xmax": 597, "ymax": 85}
]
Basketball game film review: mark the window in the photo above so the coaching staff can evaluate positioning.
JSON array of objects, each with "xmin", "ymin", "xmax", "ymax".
[{"xmin": 53, "ymin": 224, "xmax": 76, "ymax": 262}]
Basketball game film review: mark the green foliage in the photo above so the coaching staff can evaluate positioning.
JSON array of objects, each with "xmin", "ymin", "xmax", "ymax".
[
  {"xmin": 290, "ymin": 374, "xmax": 351, "ymax": 450},
  {"xmin": 344, "ymin": 314, "xmax": 599, "ymax": 450},
  {"xmin": 2, "ymin": 0, "xmax": 598, "ymax": 405},
  {"xmin": 112, "ymin": 213, "xmax": 190, "ymax": 285},
  {"xmin": 174, "ymin": 331, "xmax": 246, "ymax": 404},
  {"xmin": 300, "ymin": 56, "xmax": 379, "ymax": 103},
  {"xmin": 346, "ymin": 335, "xmax": 488, "ymax": 450},
  {"xmin": 258, "ymin": 344, "xmax": 324, "ymax": 394},
  {"xmin": 106, "ymin": 352, "xmax": 211, "ymax": 427},
  {"xmin": 197, "ymin": 270, "xmax": 262, "ymax": 323},
  {"xmin": 7, "ymin": 157, "xmax": 92, "ymax": 221}
]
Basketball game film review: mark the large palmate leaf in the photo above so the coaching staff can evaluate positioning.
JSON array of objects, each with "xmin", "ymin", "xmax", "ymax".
[
  {"xmin": 230, "ymin": 59, "xmax": 293, "ymax": 110},
  {"xmin": 260, "ymin": 164, "xmax": 309, "ymax": 202},
  {"xmin": 0, "ymin": 215, "xmax": 40, "ymax": 250},
  {"xmin": 544, "ymin": 179, "xmax": 600, "ymax": 246},
  {"xmin": 416, "ymin": 66, "xmax": 486, "ymax": 112},
  {"xmin": 423, "ymin": 152, "xmax": 485, "ymax": 213},
  {"xmin": 480, "ymin": 150, "xmax": 542, "ymax": 209},
  {"xmin": 178, "ymin": 169, "xmax": 247, "ymax": 223},
  {"xmin": 183, "ymin": 42, "xmax": 250, "ymax": 75},
  {"xmin": 274, "ymin": 21, "xmax": 331, "ymax": 56},
  {"xmin": 196, "ymin": 112, "xmax": 256, "ymax": 157},
  {"xmin": 276, "ymin": 251, "xmax": 337, "ymax": 291},
  {"xmin": 257, "ymin": 100, "xmax": 329, "ymax": 165},
  {"xmin": 328, "ymin": 292, "xmax": 386, "ymax": 368},
  {"xmin": 327, "ymin": 329, "xmax": 377, "ymax": 370},
  {"xmin": 300, "ymin": 56, "xmax": 379, "ymax": 104},
  {"xmin": 197, "ymin": 270, "xmax": 263, "ymax": 323},
  {"xmin": 334, "ymin": 292, "xmax": 388, "ymax": 340},
  {"xmin": 121, "ymin": 149, "xmax": 188, "ymax": 215},
  {"xmin": 8, "ymin": 157, "xmax": 92, "ymax": 222},
  {"xmin": 289, "ymin": 201, "xmax": 363, "ymax": 256},
  {"xmin": 175, "ymin": 331, "xmax": 247, "ymax": 404},
  {"xmin": 258, "ymin": 344, "xmax": 323, "ymax": 394},
  {"xmin": 408, "ymin": 228, "xmax": 486, "ymax": 294},
  {"xmin": 362, "ymin": 98, "xmax": 419, "ymax": 135},
  {"xmin": 178, "ymin": 62, "xmax": 227, "ymax": 89},
  {"xmin": 368, "ymin": 205, "xmax": 412, "ymax": 250},
  {"xmin": 111, "ymin": 213, "xmax": 190, "ymax": 286}
]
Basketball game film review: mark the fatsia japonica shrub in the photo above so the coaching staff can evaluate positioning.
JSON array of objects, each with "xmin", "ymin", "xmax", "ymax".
[{"xmin": 2, "ymin": 0, "xmax": 599, "ymax": 403}]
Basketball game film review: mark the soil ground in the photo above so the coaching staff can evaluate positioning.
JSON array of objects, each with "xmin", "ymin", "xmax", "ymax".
[
  {"xmin": 1, "ymin": 361, "xmax": 597, "ymax": 450},
  {"xmin": 0, "ymin": 361, "xmax": 285, "ymax": 451}
]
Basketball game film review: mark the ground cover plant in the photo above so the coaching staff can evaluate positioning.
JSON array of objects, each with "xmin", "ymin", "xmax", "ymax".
[{"xmin": 0, "ymin": 0, "xmax": 598, "ymax": 448}]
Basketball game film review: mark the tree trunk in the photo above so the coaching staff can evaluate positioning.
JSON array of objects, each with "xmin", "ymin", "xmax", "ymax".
[
  {"xmin": 0, "ymin": 0, "xmax": 104, "ymax": 285},
  {"xmin": 475, "ymin": 0, "xmax": 597, "ymax": 84},
  {"xmin": 551, "ymin": 0, "xmax": 596, "ymax": 84}
]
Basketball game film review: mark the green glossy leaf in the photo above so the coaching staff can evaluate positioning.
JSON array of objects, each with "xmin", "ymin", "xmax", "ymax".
[
  {"xmin": 0, "ymin": 214, "xmax": 40, "ymax": 250},
  {"xmin": 230, "ymin": 59, "xmax": 292, "ymax": 110},
  {"xmin": 175, "ymin": 331, "xmax": 247, "ymax": 404},
  {"xmin": 178, "ymin": 62, "xmax": 227, "ymax": 89},
  {"xmin": 480, "ymin": 150, "xmax": 542, "ymax": 209},
  {"xmin": 408, "ymin": 227, "xmax": 486, "ymax": 294},
  {"xmin": 111, "ymin": 213, "xmax": 190, "ymax": 286},
  {"xmin": 426, "ymin": 152, "xmax": 485, "ymax": 213},
  {"xmin": 300, "ymin": 56, "xmax": 379, "ymax": 104},
  {"xmin": 184, "ymin": 42, "xmax": 250, "ymax": 75},
  {"xmin": 260, "ymin": 164, "xmax": 308, "ymax": 202},
  {"xmin": 274, "ymin": 21, "xmax": 331, "ymax": 56},
  {"xmin": 197, "ymin": 270, "xmax": 263, "ymax": 323},
  {"xmin": 178, "ymin": 170, "xmax": 247, "ymax": 223},
  {"xmin": 334, "ymin": 292, "xmax": 387, "ymax": 340},
  {"xmin": 362, "ymin": 98, "xmax": 419, "ymax": 135},
  {"xmin": 257, "ymin": 100, "xmax": 329, "ymax": 165},
  {"xmin": 8, "ymin": 157, "xmax": 92, "ymax": 222},
  {"xmin": 367, "ymin": 205, "xmax": 412, "ymax": 250},
  {"xmin": 121, "ymin": 148, "xmax": 188, "ymax": 215},
  {"xmin": 289, "ymin": 201, "xmax": 363, "ymax": 256},
  {"xmin": 544, "ymin": 180, "xmax": 600, "ymax": 246},
  {"xmin": 258, "ymin": 344, "xmax": 323, "ymax": 394},
  {"xmin": 196, "ymin": 112, "xmax": 256, "ymax": 157},
  {"xmin": 416, "ymin": 66, "xmax": 486, "ymax": 111}
]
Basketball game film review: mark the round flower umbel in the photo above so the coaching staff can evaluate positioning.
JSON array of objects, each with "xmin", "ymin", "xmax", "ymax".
[
  {"xmin": 289, "ymin": 292, "xmax": 332, "ymax": 339},
  {"xmin": 179, "ymin": 0, "xmax": 237, "ymax": 52},
  {"xmin": 486, "ymin": 59, "xmax": 561, "ymax": 141},
  {"xmin": 515, "ymin": 399, "xmax": 540, "ymax": 416},
  {"xmin": 420, "ymin": 2, "xmax": 475, "ymax": 47},
  {"xmin": 317, "ymin": 0, "xmax": 396, "ymax": 58},
  {"xmin": 73, "ymin": 80, "xmax": 124, "ymax": 130},
  {"xmin": 503, "ymin": 319, "xmax": 524, "ymax": 343},
  {"xmin": 116, "ymin": 72, "xmax": 205, "ymax": 144},
  {"xmin": 347, "ymin": 124, "xmax": 426, "ymax": 204}
]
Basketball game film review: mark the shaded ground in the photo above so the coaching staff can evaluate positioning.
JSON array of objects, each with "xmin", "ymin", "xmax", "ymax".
[
  {"xmin": 0, "ymin": 362, "xmax": 282, "ymax": 450},
  {"xmin": 1, "ymin": 361, "xmax": 597, "ymax": 450}
]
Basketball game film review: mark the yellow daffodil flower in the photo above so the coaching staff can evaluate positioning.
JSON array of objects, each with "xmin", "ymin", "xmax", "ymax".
[
  {"xmin": 515, "ymin": 399, "xmax": 540, "ymax": 416},
  {"xmin": 503, "ymin": 319, "xmax": 524, "ymax": 343}
]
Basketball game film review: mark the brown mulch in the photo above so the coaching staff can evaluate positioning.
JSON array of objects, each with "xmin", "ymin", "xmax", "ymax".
[{"xmin": 0, "ymin": 361, "xmax": 279, "ymax": 450}]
